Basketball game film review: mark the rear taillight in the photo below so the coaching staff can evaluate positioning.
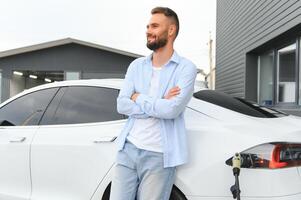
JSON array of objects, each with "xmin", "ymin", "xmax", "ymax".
[{"xmin": 226, "ymin": 142, "xmax": 301, "ymax": 169}]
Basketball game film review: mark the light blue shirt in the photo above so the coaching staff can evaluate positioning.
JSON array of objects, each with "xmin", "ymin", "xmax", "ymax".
[{"xmin": 116, "ymin": 51, "xmax": 197, "ymax": 167}]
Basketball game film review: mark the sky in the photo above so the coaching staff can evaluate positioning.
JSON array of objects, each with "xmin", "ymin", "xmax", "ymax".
[{"xmin": 0, "ymin": 0, "xmax": 216, "ymax": 73}]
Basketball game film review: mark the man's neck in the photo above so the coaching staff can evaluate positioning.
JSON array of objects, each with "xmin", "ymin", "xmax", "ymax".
[{"xmin": 152, "ymin": 45, "xmax": 174, "ymax": 67}]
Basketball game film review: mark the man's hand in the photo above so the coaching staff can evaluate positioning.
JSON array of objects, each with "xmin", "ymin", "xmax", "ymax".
[
  {"xmin": 131, "ymin": 93, "xmax": 140, "ymax": 102},
  {"xmin": 164, "ymin": 86, "xmax": 180, "ymax": 99}
]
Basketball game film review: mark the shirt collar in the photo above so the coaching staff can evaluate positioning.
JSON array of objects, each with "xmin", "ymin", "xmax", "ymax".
[
  {"xmin": 169, "ymin": 51, "xmax": 180, "ymax": 64},
  {"xmin": 146, "ymin": 51, "xmax": 180, "ymax": 66}
]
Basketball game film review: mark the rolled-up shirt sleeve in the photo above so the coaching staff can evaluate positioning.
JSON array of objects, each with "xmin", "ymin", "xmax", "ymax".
[
  {"xmin": 135, "ymin": 63, "xmax": 197, "ymax": 119},
  {"xmin": 117, "ymin": 60, "xmax": 149, "ymax": 119}
]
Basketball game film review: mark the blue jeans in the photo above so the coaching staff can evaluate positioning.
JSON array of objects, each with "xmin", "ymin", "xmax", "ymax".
[{"xmin": 110, "ymin": 141, "xmax": 176, "ymax": 200}]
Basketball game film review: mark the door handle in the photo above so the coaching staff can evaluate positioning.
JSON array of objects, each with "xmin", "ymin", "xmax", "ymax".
[
  {"xmin": 94, "ymin": 136, "xmax": 117, "ymax": 143},
  {"xmin": 10, "ymin": 137, "xmax": 26, "ymax": 143}
]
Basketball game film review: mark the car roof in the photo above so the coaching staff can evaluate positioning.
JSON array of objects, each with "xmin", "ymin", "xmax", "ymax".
[
  {"xmin": 17, "ymin": 78, "xmax": 206, "ymax": 95},
  {"xmin": 2, "ymin": 78, "xmax": 207, "ymax": 107},
  {"xmin": 0, "ymin": 79, "xmax": 124, "ymax": 107},
  {"xmin": 26, "ymin": 78, "xmax": 123, "ymax": 92},
  {"xmin": 46, "ymin": 78, "xmax": 122, "ymax": 88}
]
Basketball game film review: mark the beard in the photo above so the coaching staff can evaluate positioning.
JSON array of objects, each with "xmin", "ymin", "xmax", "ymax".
[{"xmin": 146, "ymin": 32, "xmax": 168, "ymax": 51}]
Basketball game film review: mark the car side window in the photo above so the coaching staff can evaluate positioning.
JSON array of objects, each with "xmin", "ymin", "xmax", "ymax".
[
  {"xmin": 40, "ymin": 86, "xmax": 123, "ymax": 125},
  {"xmin": 0, "ymin": 88, "xmax": 59, "ymax": 126}
]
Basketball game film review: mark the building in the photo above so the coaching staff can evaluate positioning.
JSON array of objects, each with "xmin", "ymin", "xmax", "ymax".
[
  {"xmin": 216, "ymin": 0, "xmax": 301, "ymax": 115},
  {"xmin": 0, "ymin": 38, "xmax": 141, "ymax": 102}
]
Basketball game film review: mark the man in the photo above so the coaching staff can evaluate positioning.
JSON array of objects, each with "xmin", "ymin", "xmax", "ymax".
[{"xmin": 110, "ymin": 7, "xmax": 197, "ymax": 200}]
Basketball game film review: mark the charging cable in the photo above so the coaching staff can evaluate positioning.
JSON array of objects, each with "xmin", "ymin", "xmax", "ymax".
[{"xmin": 230, "ymin": 153, "xmax": 241, "ymax": 199}]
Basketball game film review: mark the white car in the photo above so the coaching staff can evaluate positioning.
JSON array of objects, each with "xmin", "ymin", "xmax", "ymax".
[{"xmin": 0, "ymin": 79, "xmax": 300, "ymax": 200}]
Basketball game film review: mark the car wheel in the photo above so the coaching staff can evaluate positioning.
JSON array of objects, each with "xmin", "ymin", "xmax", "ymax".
[
  {"xmin": 169, "ymin": 186, "xmax": 187, "ymax": 200},
  {"xmin": 102, "ymin": 183, "xmax": 187, "ymax": 200}
]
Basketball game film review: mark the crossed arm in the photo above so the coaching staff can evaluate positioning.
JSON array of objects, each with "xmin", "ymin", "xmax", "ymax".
[
  {"xmin": 131, "ymin": 86, "xmax": 180, "ymax": 101},
  {"xmin": 117, "ymin": 63, "xmax": 197, "ymax": 119}
]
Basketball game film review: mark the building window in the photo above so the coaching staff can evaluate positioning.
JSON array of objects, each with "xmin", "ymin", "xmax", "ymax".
[
  {"xmin": 0, "ymin": 71, "xmax": 2, "ymax": 102},
  {"xmin": 299, "ymin": 39, "xmax": 301, "ymax": 105},
  {"xmin": 277, "ymin": 43, "xmax": 296, "ymax": 103},
  {"xmin": 65, "ymin": 71, "xmax": 80, "ymax": 80},
  {"xmin": 257, "ymin": 41, "xmax": 301, "ymax": 106},
  {"xmin": 258, "ymin": 51, "xmax": 274, "ymax": 106}
]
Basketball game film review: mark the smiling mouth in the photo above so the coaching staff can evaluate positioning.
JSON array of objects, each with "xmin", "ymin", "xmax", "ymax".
[
  {"xmin": 147, "ymin": 36, "xmax": 156, "ymax": 43},
  {"xmin": 147, "ymin": 33, "xmax": 156, "ymax": 39}
]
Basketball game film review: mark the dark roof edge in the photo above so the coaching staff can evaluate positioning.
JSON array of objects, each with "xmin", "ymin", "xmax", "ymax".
[{"xmin": 0, "ymin": 37, "xmax": 143, "ymax": 58}]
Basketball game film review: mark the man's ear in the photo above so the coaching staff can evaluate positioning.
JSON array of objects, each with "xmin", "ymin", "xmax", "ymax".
[{"xmin": 168, "ymin": 24, "xmax": 176, "ymax": 37}]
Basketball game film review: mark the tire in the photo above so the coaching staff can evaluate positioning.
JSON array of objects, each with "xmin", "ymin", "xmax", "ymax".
[
  {"xmin": 169, "ymin": 185, "xmax": 187, "ymax": 200},
  {"xmin": 102, "ymin": 183, "xmax": 187, "ymax": 200}
]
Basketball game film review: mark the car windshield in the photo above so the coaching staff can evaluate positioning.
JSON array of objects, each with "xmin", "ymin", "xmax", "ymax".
[{"xmin": 193, "ymin": 90, "xmax": 288, "ymax": 118}]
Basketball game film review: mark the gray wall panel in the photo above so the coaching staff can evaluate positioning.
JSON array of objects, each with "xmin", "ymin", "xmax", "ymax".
[
  {"xmin": 218, "ymin": 0, "xmax": 297, "ymax": 60},
  {"xmin": 216, "ymin": 0, "xmax": 301, "ymax": 98},
  {"xmin": 0, "ymin": 43, "xmax": 135, "ymax": 73},
  {"xmin": 0, "ymin": 43, "xmax": 138, "ymax": 101}
]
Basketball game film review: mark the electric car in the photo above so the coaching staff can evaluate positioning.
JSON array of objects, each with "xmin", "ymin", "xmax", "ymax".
[{"xmin": 0, "ymin": 79, "xmax": 300, "ymax": 200}]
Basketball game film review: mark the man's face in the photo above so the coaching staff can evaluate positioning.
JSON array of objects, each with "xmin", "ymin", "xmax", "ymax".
[{"xmin": 146, "ymin": 13, "xmax": 170, "ymax": 51}]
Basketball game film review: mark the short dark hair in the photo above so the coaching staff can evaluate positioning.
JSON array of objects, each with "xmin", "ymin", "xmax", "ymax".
[{"xmin": 151, "ymin": 7, "xmax": 179, "ymax": 37}]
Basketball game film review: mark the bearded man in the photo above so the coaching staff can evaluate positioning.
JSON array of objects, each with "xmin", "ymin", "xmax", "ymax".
[{"xmin": 110, "ymin": 7, "xmax": 197, "ymax": 200}]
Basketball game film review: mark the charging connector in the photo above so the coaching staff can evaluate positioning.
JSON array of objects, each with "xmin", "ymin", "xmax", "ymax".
[{"xmin": 230, "ymin": 153, "xmax": 241, "ymax": 200}]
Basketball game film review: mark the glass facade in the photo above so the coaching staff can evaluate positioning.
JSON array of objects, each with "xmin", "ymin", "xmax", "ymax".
[
  {"xmin": 277, "ymin": 43, "xmax": 296, "ymax": 103},
  {"xmin": 299, "ymin": 39, "xmax": 301, "ymax": 105},
  {"xmin": 0, "ymin": 72, "xmax": 2, "ymax": 102},
  {"xmin": 258, "ymin": 51, "xmax": 274, "ymax": 106},
  {"xmin": 258, "ymin": 42, "xmax": 301, "ymax": 106}
]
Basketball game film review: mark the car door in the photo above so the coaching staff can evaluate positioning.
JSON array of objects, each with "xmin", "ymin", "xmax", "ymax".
[
  {"xmin": 30, "ymin": 86, "xmax": 125, "ymax": 200},
  {"xmin": 0, "ymin": 88, "xmax": 59, "ymax": 200}
]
